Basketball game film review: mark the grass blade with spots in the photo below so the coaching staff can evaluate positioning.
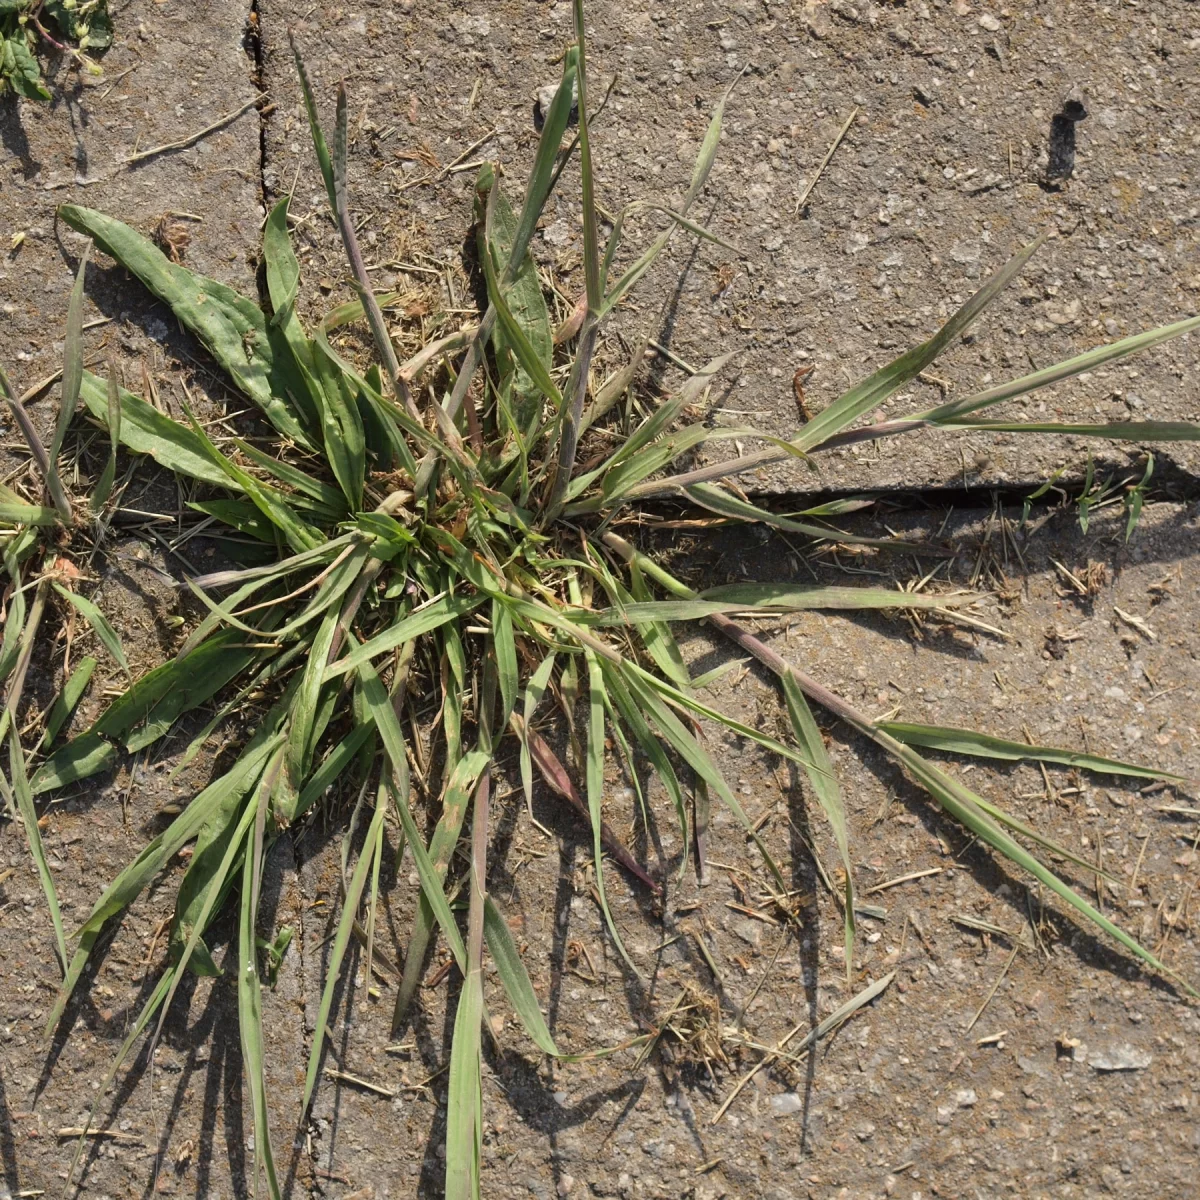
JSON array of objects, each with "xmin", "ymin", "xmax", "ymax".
[
  {"xmin": 877, "ymin": 721, "xmax": 1185, "ymax": 782},
  {"xmin": 51, "ymin": 583, "xmax": 129, "ymax": 677},
  {"xmin": 58, "ymin": 206, "xmax": 315, "ymax": 449},
  {"xmin": 78, "ymin": 370, "xmax": 236, "ymax": 488}
]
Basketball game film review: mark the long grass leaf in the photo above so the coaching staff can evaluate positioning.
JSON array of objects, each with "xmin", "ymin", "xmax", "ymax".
[
  {"xmin": 930, "ymin": 418, "xmax": 1200, "ymax": 441},
  {"xmin": 919, "ymin": 314, "xmax": 1200, "ymax": 423},
  {"xmin": 59, "ymin": 206, "xmax": 314, "ymax": 448},
  {"xmin": 78, "ymin": 370, "xmax": 235, "ymax": 488},
  {"xmin": 780, "ymin": 673, "xmax": 854, "ymax": 982},
  {"xmin": 877, "ymin": 721, "xmax": 1183, "ymax": 782},
  {"xmin": 238, "ymin": 786, "xmax": 282, "ymax": 1200},
  {"xmin": 2, "ymin": 724, "xmax": 67, "ymax": 971},
  {"xmin": 483, "ymin": 897, "xmax": 559, "ymax": 1055},
  {"xmin": 304, "ymin": 782, "xmax": 387, "ymax": 1109},
  {"xmin": 90, "ymin": 362, "xmax": 121, "ymax": 510},
  {"xmin": 47, "ymin": 242, "xmax": 90, "ymax": 522},
  {"xmin": 29, "ymin": 731, "xmax": 115, "ymax": 794}
]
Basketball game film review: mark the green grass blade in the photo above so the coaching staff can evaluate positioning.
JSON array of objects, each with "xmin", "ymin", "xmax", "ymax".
[
  {"xmin": 929, "ymin": 418, "xmax": 1200, "ymax": 441},
  {"xmin": 510, "ymin": 47, "xmax": 580, "ymax": 269},
  {"xmin": 780, "ymin": 672, "xmax": 854, "ymax": 983},
  {"xmin": 518, "ymin": 650, "xmax": 557, "ymax": 816},
  {"xmin": 2, "ymin": 724, "xmax": 67, "ymax": 971},
  {"xmin": 492, "ymin": 598, "xmax": 519, "ymax": 744},
  {"xmin": 602, "ymin": 664, "xmax": 690, "ymax": 879},
  {"xmin": 47, "ymin": 242, "xmax": 90, "ymax": 523},
  {"xmin": 678, "ymin": 483, "xmax": 933, "ymax": 553},
  {"xmin": 90, "ymin": 361, "xmax": 121, "ymax": 510},
  {"xmin": 46, "ymin": 726, "xmax": 287, "ymax": 1032},
  {"xmin": 790, "ymin": 235, "xmax": 1045, "ymax": 451},
  {"xmin": 290, "ymin": 34, "xmax": 337, "ymax": 211},
  {"xmin": 877, "ymin": 721, "xmax": 1184, "ymax": 782},
  {"xmin": 476, "ymin": 164, "xmax": 554, "ymax": 431},
  {"xmin": 177, "ymin": 400, "xmax": 321, "ymax": 552},
  {"xmin": 919, "ymin": 314, "xmax": 1200, "ymax": 424},
  {"xmin": 601, "ymin": 74, "xmax": 737, "ymax": 311},
  {"xmin": 479, "ymin": 214, "xmax": 562, "ymax": 409},
  {"xmin": 304, "ymin": 782, "xmax": 387, "ymax": 1109},
  {"xmin": 618, "ymin": 664, "xmax": 787, "ymax": 891},
  {"xmin": 58, "ymin": 206, "xmax": 314, "ymax": 448},
  {"xmin": 583, "ymin": 589, "xmax": 978, "ymax": 623},
  {"xmin": 51, "ymin": 583, "xmax": 129, "ymax": 677},
  {"xmin": 29, "ymin": 731, "xmax": 115, "ymax": 794},
  {"xmin": 78, "ymin": 370, "xmax": 236, "ymax": 488},
  {"xmin": 392, "ymin": 750, "xmax": 489, "ymax": 1025},
  {"xmin": 584, "ymin": 632, "xmax": 639, "ymax": 975},
  {"xmin": 66, "ymin": 968, "xmax": 176, "ymax": 1189},
  {"xmin": 0, "ymin": 502, "xmax": 59, "ymax": 527},
  {"xmin": 311, "ymin": 329, "xmax": 367, "ymax": 509},
  {"xmin": 483, "ymin": 896, "xmax": 559, "ymax": 1056},
  {"xmin": 884, "ymin": 733, "xmax": 1193, "ymax": 994},
  {"xmin": 360, "ymin": 659, "xmax": 468, "ymax": 972},
  {"xmin": 38, "ymin": 655, "xmax": 96, "ymax": 749},
  {"xmin": 445, "ymin": 958, "xmax": 484, "ymax": 1200},
  {"xmin": 238, "ymin": 802, "xmax": 282, "ymax": 1199},
  {"xmin": 324, "ymin": 594, "xmax": 482, "ymax": 681}
]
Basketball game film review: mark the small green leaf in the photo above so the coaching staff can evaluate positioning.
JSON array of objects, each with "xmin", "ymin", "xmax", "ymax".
[{"xmin": 52, "ymin": 583, "xmax": 129, "ymax": 677}]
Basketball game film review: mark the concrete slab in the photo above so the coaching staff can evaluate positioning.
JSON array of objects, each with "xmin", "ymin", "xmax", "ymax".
[{"xmin": 258, "ymin": 0, "xmax": 1199, "ymax": 496}]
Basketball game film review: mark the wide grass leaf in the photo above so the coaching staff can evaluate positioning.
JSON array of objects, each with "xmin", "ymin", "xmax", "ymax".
[{"xmin": 58, "ymin": 205, "xmax": 315, "ymax": 450}]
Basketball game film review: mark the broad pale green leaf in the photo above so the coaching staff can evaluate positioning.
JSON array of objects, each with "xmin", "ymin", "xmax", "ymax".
[
  {"xmin": 30, "ymin": 731, "xmax": 115, "ymax": 795},
  {"xmin": 58, "ymin": 205, "xmax": 315, "ymax": 449}
]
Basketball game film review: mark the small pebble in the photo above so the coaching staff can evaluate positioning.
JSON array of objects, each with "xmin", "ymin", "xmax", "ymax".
[{"xmin": 978, "ymin": 13, "xmax": 1001, "ymax": 32}]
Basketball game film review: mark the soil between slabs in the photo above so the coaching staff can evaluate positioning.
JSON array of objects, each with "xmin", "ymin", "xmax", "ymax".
[
  {"xmin": 2, "ymin": 501, "xmax": 1198, "ymax": 1200},
  {"xmin": 0, "ymin": 3, "xmax": 1198, "ymax": 1200}
]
